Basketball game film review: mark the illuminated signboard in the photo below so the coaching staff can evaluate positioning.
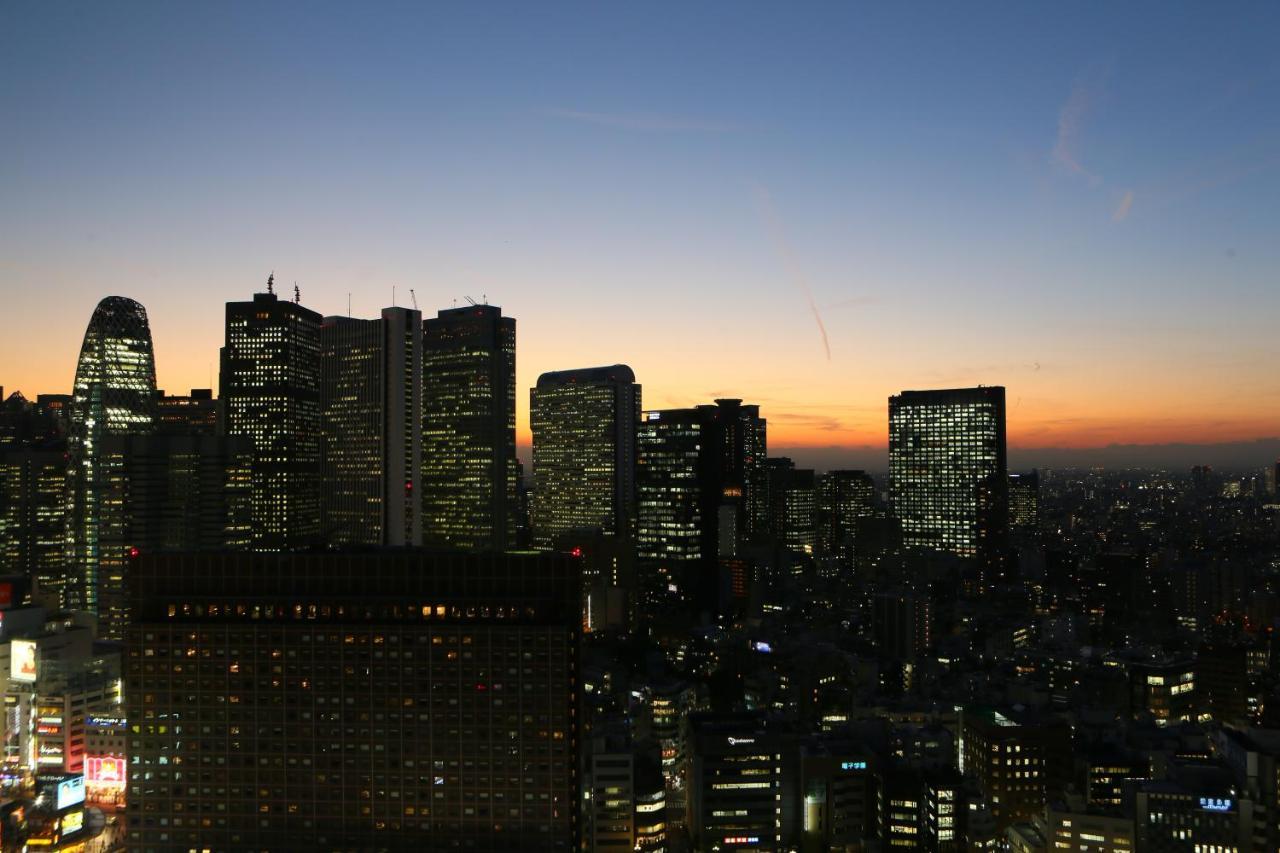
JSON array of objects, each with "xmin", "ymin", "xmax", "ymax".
[
  {"xmin": 752, "ymin": 641, "xmax": 772, "ymax": 654},
  {"xmin": 10, "ymin": 639, "xmax": 36, "ymax": 683},
  {"xmin": 56, "ymin": 775, "xmax": 85, "ymax": 811},
  {"xmin": 841, "ymin": 761, "xmax": 868, "ymax": 771},
  {"xmin": 1199, "ymin": 797, "xmax": 1234, "ymax": 812},
  {"xmin": 86, "ymin": 756, "xmax": 126, "ymax": 788},
  {"xmin": 724, "ymin": 837, "xmax": 760, "ymax": 845},
  {"xmin": 59, "ymin": 808, "xmax": 84, "ymax": 837}
]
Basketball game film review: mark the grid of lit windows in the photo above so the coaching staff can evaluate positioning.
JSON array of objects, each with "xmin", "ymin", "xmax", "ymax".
[{"xmin": 888, "ymin": 387, "xmax": 1007, "ymax": 560}]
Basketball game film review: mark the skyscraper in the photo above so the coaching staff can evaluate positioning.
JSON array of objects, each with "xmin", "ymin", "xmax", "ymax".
[
  {"xmin": 320, "ymin": 307, "xmax": 423, "ymax": 547},
  {"xmin": 888, "ymin": 386, "xmax": 1008, "ymax": 563},
  {"xmin": 636, "ymin": 400, "xmax": 767, "ymax": 613},
  {"xmin": 712, "ymin": 399, "xmax": 769, "ymax": 547},
  {"xmin": 126, "ymin": 549, "xmax": 581, "ymax": 850},
  {"xmin": 1008, "ymin": 470, "xmax": 1040, "ymax": 531},
  {"xmin": 530, "ymin": 365, "xmax": 640, "ymax": 548},
  {"xmin": 421, "ymin": 304, "xmax": 516, "ymax": 551},
  {"xmin": 219, "ymin": 279, "xmax": 322, "ymax": 551},
  {"xmin": 816, "ymin": 469, "xmax": 876, "ymax": 574},
  {"xmin": 65, "ymin": 296, "xmax": 157, "ymax": 612}
]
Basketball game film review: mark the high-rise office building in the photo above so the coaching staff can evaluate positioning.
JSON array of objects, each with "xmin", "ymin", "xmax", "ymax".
[
  {"xmin": 320, "ymin": 308, "xmax": 423, "ymax": 547},
  {"xmin": 636, "ymin": 401, "xmax": 768, "ymax": 612},
  {"xmin": 816, "ymin": 470, "xmax": 875, "ymax": 575},
  {"xmin": 713, "ymin": 399, "xmax": 769, "ymax": 546},
  {"xmin": 219, "ymin": 279, "xmax": 322, "ymax": 551},
  {"xmin": 888, "ymin": 386, "xmax": 1008, "ymax": 562},
  {"xmin": 0, "ymin": 448, "xmax": 67, "ymax": 600},
  {"xmin": 125, "ymin": 549, "xmax": 580, "ymax": 850},
  {"xmin": 421, "ymin": 304, "xmax": 517, "ymax": 551},
  {"xmin": 530, "ymin": 365, "xmax": 640, "ymax": 548},
  {"xmin": 66, "ymin": 296, "xmax": 157, "ymax": 612},
  {"xmin": 637, "ymin": 408, "xmax": 715, "ymax": 606},
  {"xmin": 1008, "ymin": 470, "xmax": 1039, "ymax": 531},
  {"xmin": 767, "ymin": 458, "xmax": 816, "ymax": 556},
  {"xmin": 95, "ymin": 433, "xmax": 252, "ymax": 640}
]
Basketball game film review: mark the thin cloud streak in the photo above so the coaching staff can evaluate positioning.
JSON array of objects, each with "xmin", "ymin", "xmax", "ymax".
[
  {"xmin": 1112, "ymin": 189, "xmax": 1134, "ymax": 221},
  {"xmin": 1050, "ymin": 75, "xmax": 1105, "ymax": 186},
  {"xmin": 753, "ymin": 186, "xmax": 832, "ymax": 361},
  {"xmin": 546, "ymin": 108, "xmax": 737, "ymax": 133}
]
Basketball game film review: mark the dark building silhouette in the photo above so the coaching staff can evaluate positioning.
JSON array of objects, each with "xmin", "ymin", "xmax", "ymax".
[
  {"xmin": 219, "ymin": 281, "xmax": 323, "ymax": 551},
  {"xmin": 0, "ymin": 446, "xmax": 66, "ymax": 600},
  {"xmin": 421, "ymin": 304, "xmax": 517, "ymax": 551},
  {"xmin": 95, "ymin": 433, "xmax": 252, "ymax": 640},
  {"xmin": 155, "ymin": 388, "xmax": 217, "ymax": 435},
  {"xmin": 66, "ymin": 296, "xmax": 157, "ymax": 612},
  {"xmin": 815, "ymin": 469, "xmax": 875, "ymax": 575},
  {"xmin": 1008, "ymin": 470, "xmax": 1039, "ymax": 531},
  {"xmin": 320, "ymin": 308, "xmax": 423, "ymax": 547},
  {"xmin": 888, "ymin": 386, "xmax": 1008, "ymax": 572},
  {"xmin": 636, "ymin": 401, "xmax": 767, "ymax": 613},
  {"xmin": 126, "ymin": 549, "xmax": 581, "ymax": 851},
  {"xmin": 530, "ymin": 365, "xmax": 640, "ymax": 548},
  {"xmin": 767, "ymin": 458, "xmax": 816, "ymax": 556}
]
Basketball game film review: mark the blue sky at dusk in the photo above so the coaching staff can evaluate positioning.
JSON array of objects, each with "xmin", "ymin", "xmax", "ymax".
[{"xmin": 3, "ymin": 3, "xmax": 1278, "ymax": 468}]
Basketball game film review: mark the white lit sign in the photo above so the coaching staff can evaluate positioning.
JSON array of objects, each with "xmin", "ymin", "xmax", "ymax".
[
  {"xmin": 11, "ymin": 640, "xmax": 36, "ymax": 683},
  {"xmin": 56, "ymin": 775, "xmax": 86, "ymax": 811},
  {"xmin": 1199, "ymin": 797, "xmax": 1233, "ymax": 812}
]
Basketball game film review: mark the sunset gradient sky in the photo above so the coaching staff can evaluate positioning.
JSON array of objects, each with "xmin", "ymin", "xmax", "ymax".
[{"xmin": 3, "ymin": 3, "xmax": 1278, "ymax": 468}]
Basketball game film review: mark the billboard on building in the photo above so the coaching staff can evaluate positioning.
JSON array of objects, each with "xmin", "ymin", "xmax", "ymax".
[{"xmin": 10, "ymin": 639, "xmax": 36, "ymax": 683}]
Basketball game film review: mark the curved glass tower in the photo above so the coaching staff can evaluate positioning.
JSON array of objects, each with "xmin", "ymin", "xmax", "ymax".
[{"xmin": 66, "ymin": 296, "xmax": 156, "ymax": 611}]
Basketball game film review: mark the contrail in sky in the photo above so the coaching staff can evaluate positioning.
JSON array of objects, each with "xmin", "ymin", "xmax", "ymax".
[{"xmin": 753, "ymin": 186, "xmax": 831, "ymax": 361}]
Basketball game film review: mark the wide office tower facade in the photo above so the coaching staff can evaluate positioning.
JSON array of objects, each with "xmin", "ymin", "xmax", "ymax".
[
  {"xmin": 530, "ymin": 365, "xmax": 640, "ymax": 548},
  {"xmin": 66, "ymin": 296, "xmax": 157, "ymax": 612},
  {"xmin": 219, "ymin": 282, "xmax": 323, "ymax": 551},
  {"xmin": 125, "ymin": 549, "xmax": 581, "ymax": 851},
  {"xmin": 320, "ymin": 307, "xmax": 423, "ymax": 547},
  {"xmin": 421, "ymin": 304, "xmax": 517, "ymax": 551},
  {"xmin": 888, "ymin": 386, "xmax": 1008, "ymax": 565}
]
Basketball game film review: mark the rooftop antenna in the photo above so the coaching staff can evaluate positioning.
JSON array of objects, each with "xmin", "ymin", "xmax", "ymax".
[
  {"xmin": 347, "ymin": 293, "xmax": 352, "ymax": 316},
  {"xmin": 267, "ymin": 272, "xmax": 274, "ymax": 295},
  {"xmin": 464, "ymin": 295, "xmax": 478, "ymax": 306},
  {"xmin": 482, "ymin": 292, "xmax": 487, "ymax": 305},
  {"xmin": 293, "ymin": 282, "xmax": 300, "ymax": 304},
  {"xmin": 409, "ymin": 288, "xmax": 419, "ymax": 310},
  {"xmin": 393, "ymin": 285, "xmax": 397, "ymax": 307}
]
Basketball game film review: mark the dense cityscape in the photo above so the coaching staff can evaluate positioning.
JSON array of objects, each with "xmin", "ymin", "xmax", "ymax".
[{"xmin": 0, "ymin": 285, "xmax": 1277, "ymax": 851}]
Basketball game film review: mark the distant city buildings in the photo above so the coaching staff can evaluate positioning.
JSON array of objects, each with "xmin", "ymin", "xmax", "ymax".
[
  {"xmin": 530, "ymin": 365, "xmax": 640, "ymax": 548},
  {"xmin": 219, "ymin": 280, "xmax": 323, "ymax": 551},
  {"xmin": 421, "ymin": 304, "xmax": 517, "ymax": 551}
]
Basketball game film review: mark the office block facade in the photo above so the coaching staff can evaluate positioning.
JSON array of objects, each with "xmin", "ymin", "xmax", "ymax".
[
  {"xmin": 219, "ymin": 282, "xmax": 323, "ymax": 551},
  {"xmin": 888, "ymin": 386, "xmax": 1008, "ymax": 562},
  {"xmin": 530, "ymin": 365, "xmax": 640, "ymax": 548},
  {"xmin": 320, "ymin": 307, "xmax": 423, "ymax": 547},
  {"xmin": 125, "ymin": 549, "xmax": 581, "ymax": 851},
  {"xmin": 421, "ymin": 305, "xmax": 517, "ymax": 551}
]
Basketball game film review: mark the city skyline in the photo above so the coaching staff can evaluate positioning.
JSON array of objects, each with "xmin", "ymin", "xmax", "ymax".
[{"xmin": 3, "ymin": 4, "xmax": 1279, "ymax": 471}]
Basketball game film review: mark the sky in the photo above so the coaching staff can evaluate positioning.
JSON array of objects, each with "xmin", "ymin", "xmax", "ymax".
[{"xmin": 2, "ymin": 3, "xmax": 1278, "ymax": 470}]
